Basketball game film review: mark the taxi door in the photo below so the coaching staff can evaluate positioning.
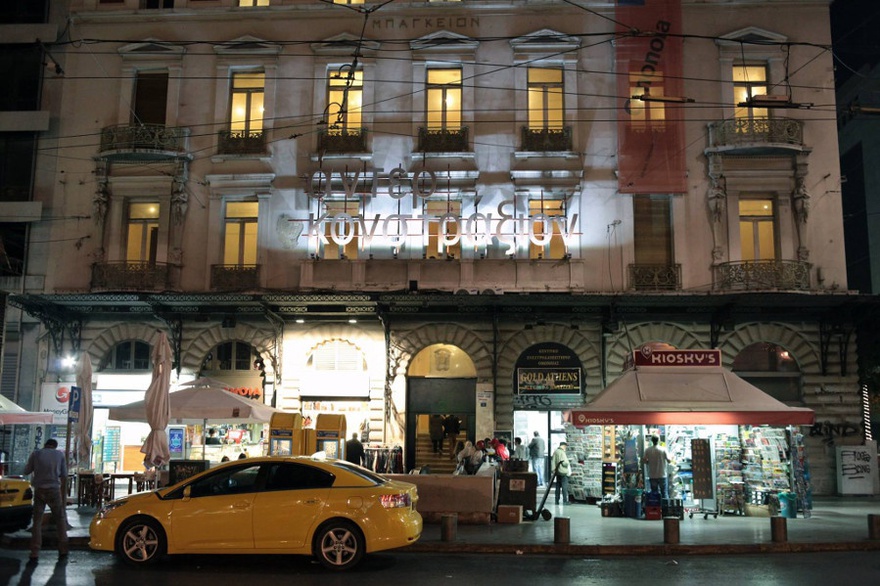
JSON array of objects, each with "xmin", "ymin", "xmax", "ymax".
[
  {"xmin": 252, "ymin": 462, "xmax": 333, "ymax": 550},
  {"xmin": 171, "ymin": 463, "xmax": 261, "ymax": 550}
]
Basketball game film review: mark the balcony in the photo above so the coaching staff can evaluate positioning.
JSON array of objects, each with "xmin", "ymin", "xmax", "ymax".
[
  {"xmin": 217, "ymin": 130, "xmax": 266, "ymax": 156},
  {"xmin": 99, "ymin": 124, "xmax": 190, "ymax": 161},
  {"xmin": 706, "ymin": 117, "xmax": 805, "ymax": 154},
  {"xmin": 317, "ymin": 128, "xmax": 368, "ymax": 154},
  {"xmin": 211, "ymin": 264, "xmax": 261, "ymax": 291},
  {"xmin": 91, "ymin": 262, "xmax": 171, "ymax": 292},
  {"xmin": 714, "ymin": 260, "xmax": 811, "ymax": 291},
  {"xmin": 520, "ymin": 126, "xmax": 573, "ymax": 152},
  {"xmin": 417, "ymin": 127, "xmax": 469, "ymax": 152},
  {"xmin": 628, "ymin": 263, "xmax": 682, "ymax": 291}
]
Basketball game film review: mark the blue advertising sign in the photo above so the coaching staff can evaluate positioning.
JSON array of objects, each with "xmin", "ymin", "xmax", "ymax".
[{"xmin": 169, "ymin": 428, "xmax": 185, "ymax": 457}]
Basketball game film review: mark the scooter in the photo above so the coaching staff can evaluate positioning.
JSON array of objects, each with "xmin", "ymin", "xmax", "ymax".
[{"xmin": 529, "ymin": 469, "xmax": 557, "ymax": 521}]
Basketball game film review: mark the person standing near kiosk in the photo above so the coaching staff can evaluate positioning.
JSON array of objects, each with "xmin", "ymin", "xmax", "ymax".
[{"xmin": 643, "ymin": 435, "xmax": 672, "ymax": 499}]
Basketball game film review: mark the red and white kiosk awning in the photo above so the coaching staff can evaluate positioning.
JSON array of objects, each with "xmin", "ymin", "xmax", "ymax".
[{"xmin": 565, "ymin": 349, "xmax": 814, "ymax": 427}]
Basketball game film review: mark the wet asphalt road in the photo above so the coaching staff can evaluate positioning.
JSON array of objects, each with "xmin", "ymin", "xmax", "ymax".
[{"xmin": 1, "ymin": 549, "xmax": 879, "ymax": 585}]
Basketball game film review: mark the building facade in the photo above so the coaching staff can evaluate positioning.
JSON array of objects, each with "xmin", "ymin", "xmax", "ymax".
[{"xmin": 1, "ymin": 0, "xmax": 870, "ymax": 494}]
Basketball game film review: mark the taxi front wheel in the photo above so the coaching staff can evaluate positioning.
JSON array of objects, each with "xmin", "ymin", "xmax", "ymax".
[
  {"xmin": 313, "ymin": 520, "xmax": 364, "ymax": 571},
  {"xmin": 116, "ymin": 517, "xmax": 167, "ymax": 566}
]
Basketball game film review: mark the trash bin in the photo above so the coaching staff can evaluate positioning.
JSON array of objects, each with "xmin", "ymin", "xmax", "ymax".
[
  {"xmin": 778, "ymin": 492, "xmax": 797, "ymax": 518},
  {"xmin": 623, "ymin": 488, "xmax": 643, "ymax": 519}
]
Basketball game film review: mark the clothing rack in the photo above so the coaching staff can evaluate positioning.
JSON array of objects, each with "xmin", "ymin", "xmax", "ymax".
[{"xmin": 364, "ymin": 446, "xmax": 403, "ymax": 474}]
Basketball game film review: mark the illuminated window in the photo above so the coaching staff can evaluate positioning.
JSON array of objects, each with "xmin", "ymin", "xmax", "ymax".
[
  {"xmin": 229, "ymin": 72, "xmax": 264, "ymax": 138},
  {"xmin": 629, "ymin": 74, "xmax": 667, "ymax": 128},
  {"xmin": 332, "ymin": 0, "xmax": 364, "ymax": 4},
  {"xmin": 528, "ymin": 199, "xmax": 565, "ymax": 260},
  {"xmin": 126, "ymin": 202, "xmax": 160, "ymax": 263},
  {"xmin": 426, "ymin": 69, "xmax": 462, "ymax": 130},
  {"xmin": 238, "ymin": 0, "xmax": 270, "ymax": 5},
  {"xmin": 323, "ymin": 200, "xmax": 361, "ymax": 260},
  {"xmin": 733, "ymin": 63, "xmax": 768, "ymax": 120},
  {"xmin": 224, "ymin": 201, "xmax": 259, "ymax": 266},
  {"xmin": 739, "ymin": 198, "xmax": 776, "ymax": 261},
  {"xmin": 327, "ymin": 69, "xmax": 363, "ymax": 134},
  {"xmin": 527, "ymin": 67, "xmax": 563, "ymax": 130},
  {"xmin": 425, "ymin": 199, "xmax": 461, "ymax": 259}
]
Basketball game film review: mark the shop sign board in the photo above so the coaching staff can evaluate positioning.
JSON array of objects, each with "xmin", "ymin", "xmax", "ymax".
[
  {"xmin": 633, "ymin": 348, "xmax": 721, "ymax": 368},
  {"xmin": 515, "ymin": 343, "xmax": 583, "ymax": 396},
  {"xmin": 40, "ymin": 382, "xmax": 71, "ymax": 425}
]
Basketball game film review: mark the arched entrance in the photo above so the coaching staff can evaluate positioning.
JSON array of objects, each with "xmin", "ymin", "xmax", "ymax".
[{"xmin": 406, "ymin": 344, "xmax": 476, "ymax": 473}]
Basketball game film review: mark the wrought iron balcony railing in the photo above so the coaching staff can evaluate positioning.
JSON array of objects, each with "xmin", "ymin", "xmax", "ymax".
[
  {"xmin": 628, "ymin": 263, "xmax": 682, "ymax": 291},
  {"xmin": 520, "ymin": 126, "xmax": 573, "ymax": 151},
  {"xmin": 317, "ymin": 127, "xmax": 368, "ymax": 153},
  {"xmin": 715, "ymin": 260, "xmax": 811, "ymax": 291},
  {"xmin": 417, "ymin": 127, "xmax": 470, "ymax": 152},
  {"xmin": 217, "ymin": 130, "xmax": 266, "ymax": 155},
  {"xmin": 707, "ymin": 117, "xmax": 804, "ymax": 150},
  {"xmin": 99, "ymin": 124, "xmax": 190, "ymax": 159},
  {"xmin": 91, "ymin": 262, "xmax": 171, "ymax": 291},
  {"xmin": 211, "ymin": 264, "xmax": 261, "ymax": 291}
]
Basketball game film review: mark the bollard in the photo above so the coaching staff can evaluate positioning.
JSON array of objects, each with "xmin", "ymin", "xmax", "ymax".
[
  {"xmin": 440, "ymin": 513, "xmax": 458, "ymax": 542},
  {"xmin": 663, "ymin": 517, "xmax": 680, "ymax": 544},
  {"xmin": 869, "ymin": 514, "xmax": 880, "ymax": 540},
  {"xmin": 770, "ymin": 517, "xmax": 788, "ymax": 543},
  {"xmin": 554, "ymin": 516, "xmax": 571, "ymax": 544}
]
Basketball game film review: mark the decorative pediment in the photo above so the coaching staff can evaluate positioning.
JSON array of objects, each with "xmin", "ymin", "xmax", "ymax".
[
  {"xmin": 311, "ymin": 33, "xmax": 380, "ymax": 57},
  {"xmin": 118, "ymin": 39, "xmax": 185, "ymax": 61},
  {"xmin": 214, "ymin": 36, "xmax": 282, "ymax": 56},
  {"xmin": 411, "ymin": 31, "xmax": 479, "ymax": 54},
  {"xmin": 510, "ymin": 29, "xmax": 580, "ymax": 53},
  {"xmin": 716, "ymin": 27, "xmax": 787, "ymax": 48}
]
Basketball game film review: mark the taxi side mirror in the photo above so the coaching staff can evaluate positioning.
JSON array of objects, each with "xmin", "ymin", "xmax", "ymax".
[{"xmin": 183, "ymin": 485, "xmax": 192, "ymax": 500}]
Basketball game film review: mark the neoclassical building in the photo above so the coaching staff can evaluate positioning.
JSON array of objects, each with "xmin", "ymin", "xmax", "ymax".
[{"xmin": 1, "ymin": 0, "xmax": 870, "ymax": 495}]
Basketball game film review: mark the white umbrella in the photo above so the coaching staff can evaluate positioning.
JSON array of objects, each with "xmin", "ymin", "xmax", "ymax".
[
  {"xmin": 0, "ymin": 395, "xmax": 53, "ymax": 425},
  {"xmin": 140, "ymin": 332, "xmax": 172, "ymax": 467},
  {"xmin": 74, "ymin": 352, "xmax": 94, "ymax": 468}
]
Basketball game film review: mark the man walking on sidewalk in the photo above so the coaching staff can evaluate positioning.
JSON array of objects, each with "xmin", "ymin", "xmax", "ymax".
[
  {"xmin": 24, "ymin": 438, "xmax": 69, "ymax": 561},
  {"xmin": 528, "ymin": 431, "xmax": 546, "ymax": 486}
]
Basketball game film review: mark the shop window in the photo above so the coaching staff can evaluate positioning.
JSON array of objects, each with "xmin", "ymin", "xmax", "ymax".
[
  {"xmin": 126, "ymin": 202, "xmax": 160, "ymax": 264},
  {"xmin": 102, "ymin": 340, "xmax": 151, "ymax": 371},
  {"xmin": 732, "ymin": 342, "xmax": 802, "ymax": 402},
  {"xmin": 203, "ymin": 341, "xmax": 258, "ymax": 372}
]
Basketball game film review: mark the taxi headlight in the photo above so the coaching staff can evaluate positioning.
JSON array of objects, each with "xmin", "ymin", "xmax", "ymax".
[
  {"xmin": 379, "ymin": 493, "xmax": 411, "ymax": 509},
  {"xmin": 97, "ymin": 500, "xmax": 128, "ymax": 519}
]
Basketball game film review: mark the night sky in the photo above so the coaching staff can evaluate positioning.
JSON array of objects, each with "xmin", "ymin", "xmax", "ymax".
[{"xmin": 831, "ymin": 0, "xmax": 880, "ymax": 87}]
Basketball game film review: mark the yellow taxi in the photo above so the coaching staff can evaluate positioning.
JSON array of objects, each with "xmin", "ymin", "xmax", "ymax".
[
  {"xmin": 89, "ymin": 456, "xmax": 422, "ymax": 570},
  {"xmin": 0, "ymin": 476, "xmax": 34, "ymax": 534}
]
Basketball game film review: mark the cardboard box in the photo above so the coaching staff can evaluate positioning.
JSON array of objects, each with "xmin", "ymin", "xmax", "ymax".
[{"xmin": 497, "ymin": 504, "xmax": 523, "ymax": 524}]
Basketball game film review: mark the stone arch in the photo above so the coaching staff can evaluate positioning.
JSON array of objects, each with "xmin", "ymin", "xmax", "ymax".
[
  {"xmin": 181, "ymin": 323, "xmax": 276, "ymax": 382},
  {"xmin": 719, "ymin": 322, "xmax": 821, "ymax": 374},
  {"xmin": 393, "ymin": 322, "xmax": 493, "ymax": 381},
  {"xmin": 83, "ymin": 322, "xmax": 165, "ymax": 369},
  {"xmin": 287, "ymin": 323, "xmax": 384, "ymax": 375},
  {"xmin": 605, "ymin": 322, "xmax": 705, "ymax": 375}
]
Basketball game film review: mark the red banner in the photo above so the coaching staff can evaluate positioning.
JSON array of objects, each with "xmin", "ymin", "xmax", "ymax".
[{"xmin": 616, "ymin": 0, "xmax": 687, "ymax": 194}]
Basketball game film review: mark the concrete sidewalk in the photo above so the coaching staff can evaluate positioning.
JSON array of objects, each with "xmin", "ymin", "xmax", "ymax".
[{"xmin": 4, "ymin": 495, "xmax": 880, "ymax": 556}]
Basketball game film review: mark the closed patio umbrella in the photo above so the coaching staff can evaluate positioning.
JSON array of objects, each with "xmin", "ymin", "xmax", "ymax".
[
  {"xmin": 74, "ymin": 352, "xmax": 94, "ymax": 468},
  {"xmin": 141, "ymin": 332, "xmax": 172, "ymax": 467}
]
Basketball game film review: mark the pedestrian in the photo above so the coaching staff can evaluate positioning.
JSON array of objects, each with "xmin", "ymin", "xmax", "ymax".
[
  {"xmin": 642, "ymin": 435, "xmax": 672, "ymax": 499},
  {"xmin": 345, "ymin": 432, "xmax": 365, "ymax": 466},
  {"xmin": 429, "ymin": 414, "xmax": 444, "ymax": 454},
  {"xmin": 528, "ymin": 431, "xmax": 546, "ymax": 486},
  {"xmin": 23, "ymin": 438, "xmax": 68, "ymax": 561},
  {"xmin": 551, "ymin": 441, "xmax": 572, "ymax": 505},
  {"xmin": 443, "ymin": 414, "xmax": 461, "ymax": 456},
  {"xmin": 513, "ymin": 437, "xmax": 527, "ymax": 460}
]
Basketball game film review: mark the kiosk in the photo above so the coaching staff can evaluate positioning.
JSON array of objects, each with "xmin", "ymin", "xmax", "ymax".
[
  {"xmin": 314, "ymin": 414, "xmax": 346, "ymax": 460},
  {"xmin": 268, "ymin": 412, "xmax": 303, "ymax": 456}
]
